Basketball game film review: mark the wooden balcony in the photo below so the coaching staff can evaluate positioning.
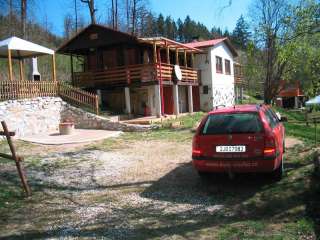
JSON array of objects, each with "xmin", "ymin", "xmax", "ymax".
[{"xmin": 73, "ymin": 63, "xmax": 198, "ymax": 88}]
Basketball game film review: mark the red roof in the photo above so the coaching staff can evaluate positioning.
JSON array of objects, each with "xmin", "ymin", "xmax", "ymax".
[
  {"xmin": 185, "ymin": 38, "xmax": 227, "ymax": 48},
  {"xmin": 185, "ymin": 37, "xmax": 238, "ymax": 57},
  {"xmin": 278, "ymin": 81, "xmax": 304, "ymax": 97}
]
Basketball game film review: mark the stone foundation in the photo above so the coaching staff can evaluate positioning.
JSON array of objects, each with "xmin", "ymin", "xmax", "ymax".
[{"xmin": 0, "ymin": 97, "xmax": 154, "ymax": 137}]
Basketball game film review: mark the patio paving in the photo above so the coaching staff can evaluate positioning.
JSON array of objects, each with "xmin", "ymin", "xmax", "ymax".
[{"xmin": 19, "ymin": 129, "xmax": 122, "ymax": 145}]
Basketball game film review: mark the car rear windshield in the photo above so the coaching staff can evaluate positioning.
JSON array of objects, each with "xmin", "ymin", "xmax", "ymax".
[{"xmin": 202, "ymin": 113, "xmax": 263, "ymax": 135}]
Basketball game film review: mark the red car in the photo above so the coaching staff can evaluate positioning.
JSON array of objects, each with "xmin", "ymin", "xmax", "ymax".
[{"xmin": 192, "ymin": 104, "xmax": 286, "ymax": 180}]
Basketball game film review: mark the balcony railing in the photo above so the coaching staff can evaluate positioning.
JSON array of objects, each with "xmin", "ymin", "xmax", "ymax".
[{"xmin": 73, "ymin": 63, "xmax": 198, "ymax": 88}]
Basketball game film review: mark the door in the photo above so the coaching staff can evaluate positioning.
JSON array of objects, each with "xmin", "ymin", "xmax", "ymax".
[{"xmin": 163, "ymin": 86, "xmax": 174, "ymax": 115}]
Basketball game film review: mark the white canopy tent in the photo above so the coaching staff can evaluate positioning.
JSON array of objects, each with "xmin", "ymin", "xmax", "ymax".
[{"xmin": 0, "ymin": 36, "xmax": 56, "ymax": 81}]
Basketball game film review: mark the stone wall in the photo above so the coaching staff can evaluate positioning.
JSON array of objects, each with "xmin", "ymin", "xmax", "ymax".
[
  {"xmin": 60, "ymin": 104, "xmax": 155, "ymax": 132},
  {"xmin": 0, "ymin": 97, "xmax": 63, "ymax": 137},
  {"xmin": 0, "ymin": 97, "xmax": 153, "ymax": 137}
]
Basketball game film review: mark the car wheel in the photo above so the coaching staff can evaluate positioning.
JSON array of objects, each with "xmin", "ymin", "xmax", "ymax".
[{"xmin": 271, "ymin": 157, "xmax": 284, "ymax": 182}]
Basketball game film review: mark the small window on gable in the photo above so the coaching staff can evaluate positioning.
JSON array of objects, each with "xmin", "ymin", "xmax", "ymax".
[
  {"xmin": 225, "ymin": 59, "xmax": 231, "ymax": 75},
  {"xmin": 203, "ymin": 85, "xmax": 209, "ymax": 94},
  {"xmin": 216, "ymin": 56, "xmax": 223, "ymax": 73}
]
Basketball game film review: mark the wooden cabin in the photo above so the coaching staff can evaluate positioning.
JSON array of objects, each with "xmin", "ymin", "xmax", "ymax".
[
  {"xmin": 276, "ymin": 81, "xmax": 305, "ymax": 108},
  {"xmin": 57, "ymin": 24, "xmax": 201, "ymax": 118}
]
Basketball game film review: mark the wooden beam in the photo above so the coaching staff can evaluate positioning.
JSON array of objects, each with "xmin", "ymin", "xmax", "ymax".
[
  {"xmin": 0, "ymin": 131, "xmax": 15, "ymax": 136},
  {"xmin": 184, "ymin": 50, "xmax": 187, "ymax": 67},
  {"xmin": 19, "ymin": 59, "xmax": 24, "ymax": 81},
  {"xmin": 52, "ymin": 54, "xmax": 57, "ymax": 82},
  {"xmin": 153, "ymin": 41, "xmax": 157, "ymax": 64},
  {"xmin": 175, "ymin": 49, "xmax": 179, "ymax": 65},
  {"xmin": 8, "ymin": 49, "xmax": 13, "ymax": 81},
  {"xmin": 166, "ymin": 47, "xmax": 170, "ymax": 64},
  {"xmin": 1, "ymin": 121, "xmax": 31, "ymax": 196}
]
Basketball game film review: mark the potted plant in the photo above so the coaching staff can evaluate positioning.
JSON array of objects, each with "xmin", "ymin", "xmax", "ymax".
[{"xmin": 59, "ymin": 118, "xmax": 74, "ymax": 135}]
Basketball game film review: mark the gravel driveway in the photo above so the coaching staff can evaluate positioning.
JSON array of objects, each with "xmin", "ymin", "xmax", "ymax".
[{"xmin": 0, "ymin": 135, "xmax": 316, "ymax": 239}]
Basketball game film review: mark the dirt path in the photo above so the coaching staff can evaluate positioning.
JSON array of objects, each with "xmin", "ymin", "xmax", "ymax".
[{"xmin": 285, "ymin": 136, "xmax": 303, "ymax": 149}]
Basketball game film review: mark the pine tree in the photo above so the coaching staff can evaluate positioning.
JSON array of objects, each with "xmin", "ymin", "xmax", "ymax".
[
  {"xmin": 176, "ymin": 18, "xmax": 184, "ymax": 42},
  {"xmin": 232, "ymin": 15, "xmax": 251, "ymax": 48},
  {"xmin": 157, "ymin": 14, "xmax": 165, "ymax": 36}
]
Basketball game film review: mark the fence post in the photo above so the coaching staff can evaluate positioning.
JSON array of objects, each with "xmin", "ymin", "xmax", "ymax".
[{"xmin": 95, "ymin": 95, "xmax": 99, "ymax": 115}]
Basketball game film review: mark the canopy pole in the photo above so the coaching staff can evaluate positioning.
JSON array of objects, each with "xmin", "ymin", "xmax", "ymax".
[
  {"xmin": 8, "ymin": 49, "xmax": 13, "ymax": 81},
  {"xmin": 52, "ymin": 54, "xmax": 56, "ymax": 82},
  {"xmin": 19, "ymin": 59, "xmax": 24, "ymax": 81}
]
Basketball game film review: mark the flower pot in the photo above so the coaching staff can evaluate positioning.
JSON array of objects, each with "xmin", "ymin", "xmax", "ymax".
[{"xmin": 59, "ymin": 122, "xmax": 74, "ymax": 135}]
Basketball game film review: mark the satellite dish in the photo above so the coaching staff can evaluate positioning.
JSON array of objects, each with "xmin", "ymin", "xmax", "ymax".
[{"xmin": 174, "ymin": 65, "xmax": 182, "ymax": 81}]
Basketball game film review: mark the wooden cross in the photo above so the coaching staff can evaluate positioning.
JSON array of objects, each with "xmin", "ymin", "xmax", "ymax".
[{"xmin": 0, "ymin": 121, "xmax": 31, "ymax": 197}]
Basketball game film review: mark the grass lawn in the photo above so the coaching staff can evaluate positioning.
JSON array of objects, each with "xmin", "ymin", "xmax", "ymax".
[{"xmin": 0, "ymin": 110, "xmax": 319, "ymax": 239}]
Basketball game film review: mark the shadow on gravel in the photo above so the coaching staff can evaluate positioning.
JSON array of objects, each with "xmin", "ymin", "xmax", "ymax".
[
  {"xmin": 1, "ymin": 154, "xmax": 319, "ymax": 239},
  {"xmin": 140, "ymin": 162, "xmax": 272, "ymax": 206}
]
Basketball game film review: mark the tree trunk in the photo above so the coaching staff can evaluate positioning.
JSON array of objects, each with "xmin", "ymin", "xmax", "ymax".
[
  {"xmin": 131, "ymin": 0, "xmax": 136, "ymax": 35},
  {"xmin": 115, "ymin": 0, "xmax": 118, "ymax": 30},
  {"xmin": 74, "ymin": 0, "xmax": 78, "ymax": 32},
  {"xmin": 111, "ymin": 0, "xmax": 114, "ymax": 28},
  {"xmin": 21, "ymin": 0, "xmax": 26, "ymax": 38},
  {"xmin": 89, "ymin": 0, "xmax": 96, "ymax": 24},
  {"xmin": 9, "ymin": 0, "xmax": 13, "ymax": 35},
  {"xmin": 126, "ymin": 0, "xmax": 130, "ymax": 31}
]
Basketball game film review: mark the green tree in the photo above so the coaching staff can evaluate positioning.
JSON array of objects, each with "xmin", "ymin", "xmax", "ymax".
[
  {"xmin": 157, "ymin": 14, "xmax": 165, "ymax": 36},
  {"xmin": 232, "ymin": 15, "xmax": 251, "ymax": 48},
  {"xmin": 251, "ymin": 0, "xmax": 319, "ymax": 103}
]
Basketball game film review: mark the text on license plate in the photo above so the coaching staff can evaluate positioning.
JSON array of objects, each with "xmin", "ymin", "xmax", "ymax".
[{"xmin": 216, "ymin": 145, "xmax": 246, "ymax": 153}]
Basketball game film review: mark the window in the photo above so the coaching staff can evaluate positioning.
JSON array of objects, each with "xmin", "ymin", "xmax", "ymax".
[
  {"xmin": 264, "ymin": 109, "xmax": 279, "ymax": 129},
  {"xmin": 225, "ymin": 59, "xmax": 231, "ymax": 75},
  {"xmin": 203, "ymin": 85, "xmax": 209, "ymax": 94},
  {"xmin": 216, "ymin": 56, "xmax": 223, "ymax": 73},
  {"xmin": 202, "ymin": 113, "xmax": 263, "ymax": 135}
]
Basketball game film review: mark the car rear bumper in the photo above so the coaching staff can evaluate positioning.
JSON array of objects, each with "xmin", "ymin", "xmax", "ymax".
[{"xmin": 192, "ymin": 158, "xmax": 279, "ymax": 173}]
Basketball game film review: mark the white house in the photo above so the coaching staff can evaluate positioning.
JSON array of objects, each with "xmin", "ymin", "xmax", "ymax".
[{"xmin": 185, "ymin": 38, "xmax": 238, "ymax": 112}]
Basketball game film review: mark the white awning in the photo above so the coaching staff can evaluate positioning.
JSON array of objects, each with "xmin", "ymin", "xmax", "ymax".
[{"xmin": 0, "ymin": 36, "xmax": 54, "ymax": 58}]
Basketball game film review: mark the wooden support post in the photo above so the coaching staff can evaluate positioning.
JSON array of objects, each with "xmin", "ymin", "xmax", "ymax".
[
  {"xmin": 188, "ymin": 85, "xmax": 193, "ymax": 113},
  {"xmin": 191, "ymin": 53, "xmax": 195, "ymax": 68},
  {"xmin": 173, "ymin": 84, "xmax": 179, "ymax": 115},
  {"xmin": 184, "ymin": 50, "xmax": 187, "ymax": 67},
  {"xmin": 1, "ymin": 121, "xmax": 31, "ymax": 197},
  {"xmin": 19, "ymin": 59, "xmax": 24, "ymax": 81},
  {"xmin": 175, "ymin": 49, "xmax": 179, "ymax": 65},
  {"xmin": 52, "ymin": 54, "xmax": 57, "ymax": 82},
  {"xmin": 70, "ymin": 55, "xmax": 74, "ymax": 85},
  {"xmin": 153, "ymin": 41, "xmax": 157, "ymax": 64},
  {"xmin": 8, "ymin": 49, "xmax": 13, "ymax": 81},
  {"xmin": 166, "ymin": 46, "xmax": 170, "ymax": 64},
  {"xmin": 125, "ymin": 87, "xmax": 131, "ymax": 115}
]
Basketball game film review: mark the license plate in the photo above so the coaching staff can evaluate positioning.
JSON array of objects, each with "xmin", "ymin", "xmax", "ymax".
[{"xmin": 216, "ymin": 145, "xmax": 246, "ymax": 153}]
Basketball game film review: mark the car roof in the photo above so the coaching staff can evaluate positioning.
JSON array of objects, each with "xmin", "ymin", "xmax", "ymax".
[{"xmin": 208, "ymin": 104, "xmax": 266, "ymax": 114}]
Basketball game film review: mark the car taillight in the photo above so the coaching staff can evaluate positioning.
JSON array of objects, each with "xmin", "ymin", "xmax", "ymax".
[
  {"xmin": 192, "ymin": 136, "xmax": 203, "ymax": 157},
  {"xmin": 264, "ymin": 134, "xmax": 276, "ymax": 158}
]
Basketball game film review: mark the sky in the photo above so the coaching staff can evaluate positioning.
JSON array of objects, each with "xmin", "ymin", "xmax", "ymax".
[{"xmin": 35, "ymin": 0, "xmax": 252, "ymax": 37}]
